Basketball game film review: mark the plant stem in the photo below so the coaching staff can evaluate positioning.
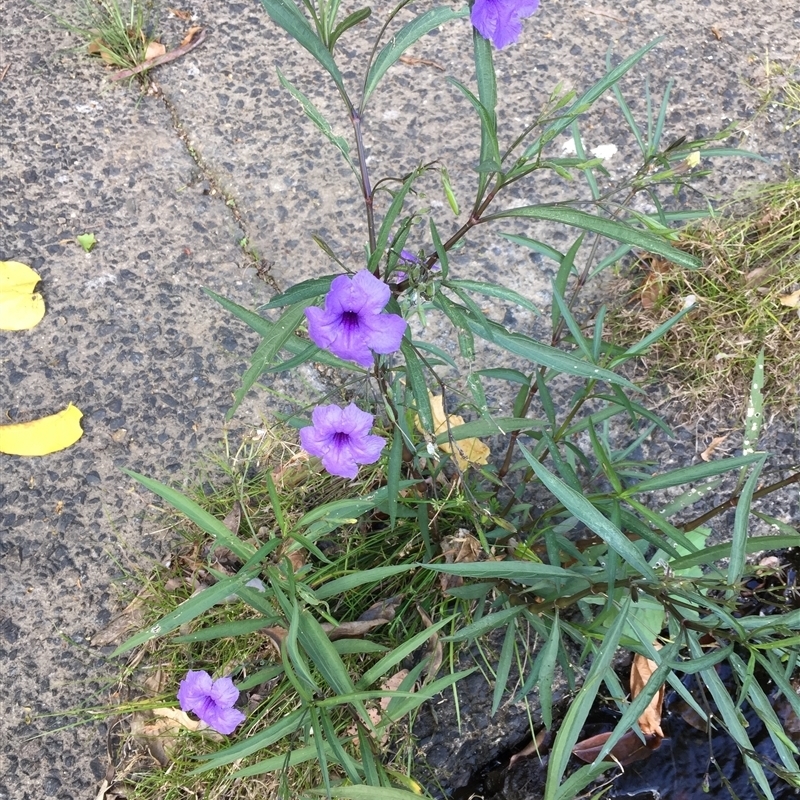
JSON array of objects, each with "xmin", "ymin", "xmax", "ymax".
[
  {"xmin": 681, "ymin": 470, "xmax": 800, "ymax": 532},
  {"xmin": 350, "ymin": 108, "xmax": 377, "ymax": 266}
]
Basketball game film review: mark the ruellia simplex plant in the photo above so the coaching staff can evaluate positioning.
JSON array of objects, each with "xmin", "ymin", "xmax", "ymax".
[{"xmin": 111, "ymin": 2, "xmax": 800, "ymax": 798}]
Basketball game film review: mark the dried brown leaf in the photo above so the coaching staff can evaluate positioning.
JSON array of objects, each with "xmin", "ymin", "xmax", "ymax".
[
  {"xmin": 416, "ymin": 604, "xmax": 443, "ymax": 681},
  {"xmin": 572, "ymin": 729, "xmax": 662, "ymax": 765},
  {"xmin": 144, "ymin": 41, "xmax": 167, "ymax": 61},
  {"xmin": 779, "ymin": 288, "xmax": 800, "ymax": 308},
  {"xmin": 323, "ymin": 594, "xmax": 403, "ymax": 640},
  {"xmin": 630, "ymin": 652, "xmax": 665, "ymax": 738},
  {"xmin": 508, "ymin": 728, "xmax": 549, "ymax": 767},
  {"xmin": 168, "ymin": 7, "xmax": 192, "ymax": 19},
  {"xmin": 639, "ymin": 257, "xmax": 672, "ymax": 309},
  {"xmin": 180, "ymin": 26, "xmax": 202, "ymax": 46},
  {"xmin": 700, "ymin": 434, "xmax": 729, "ymax": 462},
  {"xmin": 439, "ymin": 529, "xmax": 481, "ymax": 592},
  {"xmin": 398, "ymin": 54, "xmax": 445, "ymax": 71},
  {"xmin": 744, "ymin": 266, "xmax": 776, "ymax": 289}
]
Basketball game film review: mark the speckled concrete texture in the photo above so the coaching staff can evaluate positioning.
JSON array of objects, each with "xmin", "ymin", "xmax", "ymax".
[{"xmin": 1, "ymin": 0, "xmax": 799, "ymax": 798}]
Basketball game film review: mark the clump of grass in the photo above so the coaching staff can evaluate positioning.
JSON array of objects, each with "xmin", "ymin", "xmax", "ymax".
[
  {"xmin": 57, "ymin": 0, "xmax": 157, "ymax": 74},
  {"xmin": 106, "ymin": 430, "xmax": 481, "ymax": 800},
  {"xmin": 608, "ymin": 179, "xmax": 800, "ymax": 414},
  {"xmin": 749, "ymin": 52, "xmax": 800, "ymax": 130}
]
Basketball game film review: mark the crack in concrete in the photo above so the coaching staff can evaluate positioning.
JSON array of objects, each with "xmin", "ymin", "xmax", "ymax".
[{"xmin": 153, "ymin": 79, "xmax": 282, "ymax": 295}]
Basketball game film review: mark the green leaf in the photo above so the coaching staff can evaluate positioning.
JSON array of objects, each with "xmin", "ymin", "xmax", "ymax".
[
  {"xmin": 444, "ymin": 278, "xmax": 542, "ymax": 316},
  {"xmin": 401, "ymin": 339, "xmax": 433, "ymax": 432},
  {"xmin": 519, "ymin": 447, "xmax": 656, "ymax": 580},
  {"xmin": 538, "ymin": 614, "xmax": 560, "ymax": 729},
  {"xmin": 492, "ymin": 621, "xmax": 517, "ymax": 715},
  {"xmin": 361, "ymin": 6, "xmax": 469, "ymax": 108},
  {"xmin": 308, "ymin": 785, "xmax": 425, "ymax": 799},
  {"xmin": 524, "ymin": 39, "xmax": 663, "ymax": 159},
  {"xmin": 427, "ymin": 561, "xmax": 590, "ymax": 587},
  {"xmin": 315, "ymin": 564, "xmax": 416, "ymax": 600},
  {"xmin": 623, "ymin": 453, "xmax": 765, "ymax": 495},
  {"xmin": 471, "ymin": 24, "xmax": 498, "ymax": 201},
  {"xmin": 690, "ymin": 635, "xmax": 775, "ymax": 799},
  {"xmin": 358, "ymin": 616, "xmax": 456, "ymax": 689},
  {"xmin": 546, "ymin": 598, "xmax": 631, "ymax": 800},
  {"xmin": 203, "ymin": 288, "xmax": 365, "ymax": 373},
  {"xmin": 76, "ymin": 232, "xmax": 96, "ymax": 252},
  {"xmin": 297, "ymin": 611, "xmax": 358, "ymax": 698},
  {"xmin": 228, "ymin": 301, "xmax": 308, "ymax": 418},
  {"xmin": 728, "ymin": 455, "xmax": 767, "ymax": 590},
  {"xmin": 463, "ymin": 314, "xmax": 638, "ymax": 390},
  {"xmin": 192, "ymin": 709, "xmax": 306, "ymax": 772},
  {"xmin": 328, "ymin": 6, "xmax": 371, "ymax": 49},
  {"xmin": 262, "ymin": 274, "xmax": 337, "ymax": 310},
  {"xmin": 276, "ymin": 71, "xmax": 356, "ymax": 175},
  {"xmin": 368, "ymin": 170, "xmax": 420, "ymax": 272},
  {"xmin": 173, "ymin": 617, "xmax": 280, "ymax": 642},
  {"xmin": 259, "ymin": 0, "xmax": 347, "ymax": 94},
  {"xmin": 434, "ymin": 416, "xmax": 544, "ymax": 444},
  {"xmin": 484, "ymin": 205, "xmax": 700, "ymax": 271},
  {"xmin": 122, "ymin": 470, "xmax": 255, "ymax": 561}
]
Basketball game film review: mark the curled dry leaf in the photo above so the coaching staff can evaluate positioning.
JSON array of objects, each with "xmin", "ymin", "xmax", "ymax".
[
  {"xmin": 0, "ymin": 260, "xmax": 45, "ymax": 330},
  {"xmin": 415, "ymin": 392, "xmax": 490, "ymax": 470},
  {"xmin": 638, "ymin": 256, "xmax": 672, "ymax": 309},
  {"xmin": 168, "ymin": 7, "xmax": 192, "ymax": 19},
  {"xmin": 0, "ymin": 403, "xmax": 84, "ymax": 456},
  {"xmin": 700, "ymin": 433, "xmax": 729, "ymax": 462},
  {"xmin": 416, "ymin": 604, "xmax": 443, "ymax": 681},
  {"xmin": 572, "ymin": 729, "xmax": 662, "ymax": 766},
  {"xmin": 630, "ymin": 651, "xmax": 665, "ymax": 738},
  {"xmin": 130, "ymin": 708, "xmax": 203, "ymax": 766},
  {"xmin": 181, "ymin": 26, "xmax": 203, "ymax": 46},
  {"xmin": 508, "ymin": 727, "xmax": 549, "ymax": 768},
  {"xmin": 323, "ymin": 594, "xmax": 403, "ymax": 640},
  {"xmin": 439, "ymin": 529, "xmax": 481, "ymax": 592}
]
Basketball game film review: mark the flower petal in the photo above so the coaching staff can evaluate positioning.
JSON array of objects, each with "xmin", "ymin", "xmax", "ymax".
[
  {"xmin": 209, "ymin": 676, "xmax": 240, "ymax": 708},
  {"xmin": 203, "ymin": 704, "xmax": 246, "ymax": 735},
  {"xmin": 358, "ymin": 312, "xmax": 407, "ymax": 355},
  {"xmin": 345, "ymin": 433, "xmax": 386, "ymax": 465},
  {"xmin": 177, "ymin": 670, "xmax": 213, "ymax": 714},
  {"xmin": 305, "ymin": 305, "xmax": 339, "ymax": 350},
  {"xmin": 339, "ymin": 403, "xmax": 376, "ymax": 437},
  {"xmin": 321, "ymin": 446, "xmax": 360, "ymax": 479},
  {"xmin": 349, "ymin": 269, "xmax": 391, "ymax": 314}
]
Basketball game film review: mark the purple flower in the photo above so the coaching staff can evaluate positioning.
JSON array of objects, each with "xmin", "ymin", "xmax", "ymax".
[
  {"xmin": 471, "ymin": 0, "xmax": 539, "ymax": 49},
  {"xmin": 305, "ymin": 270, "xmax": 407, "ymax": 368},
  {"xmin": 299, "ymin": 403, "xmax": 385, "ymax": 479},
  {"xmin": 177, "ymin": 670, "xmax": 246, "ymax": 735}
]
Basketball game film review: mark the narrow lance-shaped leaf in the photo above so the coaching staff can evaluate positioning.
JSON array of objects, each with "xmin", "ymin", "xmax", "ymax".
[
  {"xmin": 483, "ymin": 205, "xmax": 700, "ymax": 270},
  {"xmin": 259, "ymin": 0, "xmax": 347, "ymax": 95},
  {"xmin": 519, "ymin": 446, "xmax": 656, "ymax": 579},
  {"xmin": 361, "ymin": 6, "xmax": 469, "ymax": 109},
  {"xmin": 276, "ymin": 70, "xmax": 357, "ymax": 175}
]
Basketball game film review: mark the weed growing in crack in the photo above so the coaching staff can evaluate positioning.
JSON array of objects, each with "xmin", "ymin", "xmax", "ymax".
[{"xmin": 55, "ymin": 0, "xmax": 158, "ymax": 76}]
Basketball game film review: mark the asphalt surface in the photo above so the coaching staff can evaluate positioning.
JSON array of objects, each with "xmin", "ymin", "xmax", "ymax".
[{"xmin": 1, "ymin": 1, "xmax": 799, "ymax": 798}]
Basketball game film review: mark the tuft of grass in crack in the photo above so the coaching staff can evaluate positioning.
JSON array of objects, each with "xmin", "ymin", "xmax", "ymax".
[
  {"xmin": 749, "ymin": 52, "xmax": 800, "ymax": 130},
  {"xmin": 607, "ymin": 178, "xmax": 800, "ymax": 415},
  {"xmin": 111, "ymin": 429, "xmax": 483, "ymax": 800},
  {"xmin": 56, "ymin": 0, "xmax": 157, "ymax": 75}
]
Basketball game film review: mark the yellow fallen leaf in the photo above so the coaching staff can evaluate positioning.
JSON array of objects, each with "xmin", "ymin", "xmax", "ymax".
[
  {"xmin": 0, "ymin": 404, "xmax": 84, "ymax": 456},
  {"xmin": 0, "ymin": 260, "xmax": 45, "ymax": 330},
  {"xmin": 415, "ymin": 392, "xmax": 490, "ymax": 470},
  {"xmin": 779, "ymin": 289, "xmax": 800, "ymax": 308}
]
